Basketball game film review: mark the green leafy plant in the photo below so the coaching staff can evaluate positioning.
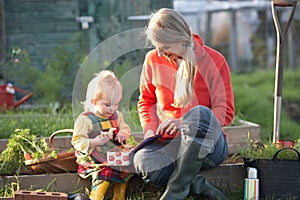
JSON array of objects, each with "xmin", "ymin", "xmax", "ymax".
[
  {"xmin": 127, "ymin": 135, "xmax": 139, "ymax": 146},
  {"xmin": 0, "ymin": 176, "xmax": 20, "ymax": 197},
  {"xmin": 0, "ymin": 129, "xmax": 50, "ymax": 175},
  {"xmin": 239, "ymin": 133, "xmax": 300, "ymax": 160}
]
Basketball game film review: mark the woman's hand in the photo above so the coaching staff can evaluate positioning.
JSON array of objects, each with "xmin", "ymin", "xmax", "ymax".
[
  {"xmin": 144, "ymin": 129, "xmax": 156, "ymax": 138},
  {"xmin": 156, "ymin": 118, "xmax": 182, "ymax": 136}
]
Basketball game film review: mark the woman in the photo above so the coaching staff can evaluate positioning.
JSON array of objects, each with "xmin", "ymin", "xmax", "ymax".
[{"xmin": 133, "ymin": 8, "xmax": 234, "ymax": 200}]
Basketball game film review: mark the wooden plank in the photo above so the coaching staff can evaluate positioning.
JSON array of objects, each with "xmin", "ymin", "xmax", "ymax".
[
  {"xmin": 6, "ymin": 22, "xmax": 78, "ymax": 34},
  {"xmin": 225, "ymin": 125, "xmax": 260, "ymax": 144},
  {"xmin": 6, "ymin": 22, "xmax": 78, "ymax": 33},
  {"xmin": 0, "ymin": 164, "xmax": 244, "ymax": 194},
  {"xmin": 6, "ymin": 10, "xmax": 79, "ymax": 21},
  {"xmin": 5, "ymin": 0, "xmax": 78, "ymax": 13},
  {"xmin": 0, "ymin": 139, "xmax": 9, "ymax": 152},
  {"xmin": 225, "ymin": 120, "xmax": 260, "ymax": 154},
  {"xmin": 6, "ymin": 14, "xmax": 78, "ymax": 25},
  {"xmin": 0, "ymin": 173, "xmax": 90, "ymax": 193},
  {"xmin": 6, "ymin": 32, "xmax": 78, "ymax": 45}
]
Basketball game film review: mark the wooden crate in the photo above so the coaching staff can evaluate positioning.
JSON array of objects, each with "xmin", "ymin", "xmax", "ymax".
[{"xmin": 225, "ymin": 120, "xmax": 260, "ymax": 155}]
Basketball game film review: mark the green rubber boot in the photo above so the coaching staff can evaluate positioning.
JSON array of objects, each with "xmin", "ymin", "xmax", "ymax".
[
  {"xmin": 190, "ymin": 175, "xmax": 228, "ymax": 200},
  {"xmin": 160, "ymin": 140, "xmax": 206, "ymax": 200}
]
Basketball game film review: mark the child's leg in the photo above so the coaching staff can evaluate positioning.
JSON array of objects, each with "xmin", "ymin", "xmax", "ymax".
[
  {"xmin": 112, "ymin": 181, "xmax": 129, "ymax": 200},
  {"xmin": 89, "ymin": 180, "xmax": 110, "ymax": 200}
]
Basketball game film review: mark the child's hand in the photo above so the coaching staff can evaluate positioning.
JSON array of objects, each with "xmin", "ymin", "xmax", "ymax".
[
  {"xmin": 90, "ymin": 135, "xmax": 110, "ymax": 148},
  {"xmin": 115, "ymin": 131, "xmax": 129, "ymax": 144},
  {"xmin": 100, "ymin": 128, "xmax": 115, "ymax": 139}
]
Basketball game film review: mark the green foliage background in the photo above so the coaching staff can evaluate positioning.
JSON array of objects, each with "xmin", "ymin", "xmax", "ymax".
[
  {"xmin": 231, "ymin": 70, "xmax": 300, "ymax": 141},
  {"xmin": 2, "ymin": 34, "xmax": 86, "ymax": 106}
]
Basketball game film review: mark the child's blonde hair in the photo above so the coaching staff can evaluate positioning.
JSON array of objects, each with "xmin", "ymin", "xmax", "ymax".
[
  {"xmin": 146, "ymin": 8, "xmax": 196, "ymax": 108},
  {"xmin": 83, "ymin": 70, "xmax": 121, "ymax": 111}
]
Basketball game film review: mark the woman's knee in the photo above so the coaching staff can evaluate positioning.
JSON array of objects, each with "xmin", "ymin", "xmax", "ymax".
[
  {"xmin": 188, "ymin": 106, "xmax": 213, "ymax": 119},
  {"xmin": 133, "ymin": 148, "xmax": 175, "ymax": 173},
  {"xmin": 132, "ymin": 149, "xmax": 175, "ymax": 187},
  {"xmin": 133, "ymin": 149, "xmax": 160, "ymax": 173},
  {"xmin": 133, "ymin": 150, "xmax": 147, "ymax": 172},
  {"xmin": 182, "ymin": 106, "xmax": 212, "ymax": 130}
]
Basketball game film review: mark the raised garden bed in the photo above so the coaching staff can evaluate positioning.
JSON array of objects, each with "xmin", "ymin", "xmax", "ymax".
[
  {"xmin": 0, "ymin": 119, "xmax": 261, "ymax": 155},
  {"xmin": 225, "ymin": 120, "xmax": 260, "ymax": 155},
  {"xmin": 0, "ymin": 120, "xmax": 259, "ymax": 198}
]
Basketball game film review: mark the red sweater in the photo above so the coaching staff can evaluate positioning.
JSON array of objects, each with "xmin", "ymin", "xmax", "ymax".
[{"xmin": 138, "ymin": 34, "xmax": 234, "ymax": 138}]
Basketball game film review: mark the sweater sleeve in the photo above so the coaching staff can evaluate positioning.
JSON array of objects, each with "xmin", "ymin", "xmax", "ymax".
[
  {"xmin": 71, "ymin": 114, "xmax": 93, "ymax": 154},
  {"xmin": 138, "ymin": 53, "xmax": 159, "ymax": 134},
  {"xmin": 210, "ymin": 56, "xmax": 235, "ymax": 127}
]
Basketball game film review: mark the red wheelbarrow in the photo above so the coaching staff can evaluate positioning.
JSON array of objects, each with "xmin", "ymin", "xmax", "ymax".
[{"xmin": 0, "ymin": 83, "xmax": 32, "ymax": 111}]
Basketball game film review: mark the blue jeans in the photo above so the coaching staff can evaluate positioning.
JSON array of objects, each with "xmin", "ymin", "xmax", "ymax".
[{"xmin": 133, "ymin": 105, "xmax": 228, "ymax": 187}]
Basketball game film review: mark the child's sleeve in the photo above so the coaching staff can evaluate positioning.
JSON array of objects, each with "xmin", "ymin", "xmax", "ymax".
[{"xmin": 72, "ymin": 114, "xmax": 93, "ymax": 154}]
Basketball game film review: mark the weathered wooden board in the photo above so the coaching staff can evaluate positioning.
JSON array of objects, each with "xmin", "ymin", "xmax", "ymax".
[
  {"xmin": 0, "ymin": 164, "xmax": 244, "ymax": 195},
  {"xmin": 225, "ymin": 120, "xmax": 261, "ymax": 154},
  {"xmin": 0, "ymin": 120, "xmax": 260, "ymax": 155}
]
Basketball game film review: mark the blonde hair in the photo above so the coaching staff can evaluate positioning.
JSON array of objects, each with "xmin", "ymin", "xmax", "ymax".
[
  {"xmin": 146, "ymin": 8, "xmax": 196, "ymax": 108},
  {"xmin": 83, "ymin": 70, "xmax": 121, "ymax": 111}
]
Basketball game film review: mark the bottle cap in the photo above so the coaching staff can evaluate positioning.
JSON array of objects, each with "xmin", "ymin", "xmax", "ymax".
[{"xmin": 247, "ymin": 167, "xmax": 257, "ymax": 179}]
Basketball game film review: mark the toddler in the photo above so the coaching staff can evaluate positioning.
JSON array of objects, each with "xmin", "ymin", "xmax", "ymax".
[{"xmin": 72, "ymin": 70, "xmax": 131, "ymax": 200}]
